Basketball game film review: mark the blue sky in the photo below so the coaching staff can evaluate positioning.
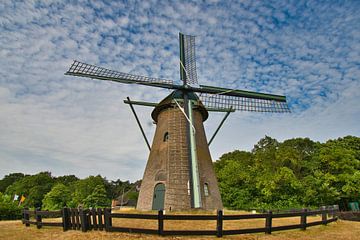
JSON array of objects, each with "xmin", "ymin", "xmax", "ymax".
[{"xmin": 0, "ymin": 0, "xmax": 359, "ymax": 181}]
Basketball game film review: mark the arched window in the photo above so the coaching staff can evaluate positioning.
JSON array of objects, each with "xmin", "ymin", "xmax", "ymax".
[
  {"xmin": 204, "ymin": 183, "xmax": 209, "ymax": 196},
  {"xmin": 163, "ymin": 132, "xmax": 169, "ymax": 142}
]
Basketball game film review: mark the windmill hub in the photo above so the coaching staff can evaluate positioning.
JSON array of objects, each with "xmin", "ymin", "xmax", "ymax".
[{"xmin": 151, "ymin": 90, "xmax": 208, "ymax": 123}]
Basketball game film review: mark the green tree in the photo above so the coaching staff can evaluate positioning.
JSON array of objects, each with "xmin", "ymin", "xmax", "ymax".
[
  {"xmin": 5, "ymin": 172, "xmax": 55, "ymax": 208},
  {"xmin": 70, "ymin": 175, "xmax": 108, "ymax": 207},
  {"xmin": 83, "ymin": 185, "xmax": 110, "ymax": 208},
  {"xmin": 0, "ymin": 173, "xmax": 26, "ymax": 193},
  {"xmin": 55, "ymin": 175, "xmax": 79, "ymax": 186},
  {"xmin": 42, "ymin": 183, "xmax": 71, "ymax": 210},
  {"xmin": 0, "ymin": 192, "xmax": 22, "ymax": 220}
]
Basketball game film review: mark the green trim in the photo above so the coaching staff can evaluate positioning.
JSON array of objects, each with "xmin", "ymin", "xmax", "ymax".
[
  {"xmin": 123, "ymin": 99, "xmax": 235, "ymax": 112},
  {"xmin": 188, "ymin": 100, "xmax": 201, "ymax": 208},
  {"xmin": 179, "ymin": 33, "xmax": 186, "ymax": 83},
  {"xmin": 198, "ymin": 85, "xmax": 287, "ymax": 102}
]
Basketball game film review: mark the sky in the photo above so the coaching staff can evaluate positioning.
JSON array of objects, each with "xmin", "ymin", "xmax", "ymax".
[{"xmin": 0, "ymin": 0, "xmax": 359, "ymax": 182}]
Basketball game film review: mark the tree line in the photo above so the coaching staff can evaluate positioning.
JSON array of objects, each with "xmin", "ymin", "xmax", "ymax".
[
  {"xmin": 0, "ymin": 135, "xmax": 358, "ymax": 219},
  {"xmin": 214, "ymin": 135, "xmax": 359, "ymax": 210},
  {"xmin": 0, "ymin": 173, "xmax": 138, "ymax": 220}
]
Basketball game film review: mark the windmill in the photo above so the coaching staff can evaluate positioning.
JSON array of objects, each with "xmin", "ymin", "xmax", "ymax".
[{"xmin": 65, "ymin": 33, "xmax": 290, "ymax": 211}]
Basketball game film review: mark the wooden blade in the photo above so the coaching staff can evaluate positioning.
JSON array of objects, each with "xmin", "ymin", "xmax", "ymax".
[
  {"xmin": 179, "ymin": 33, "xmax": 198, "ymax": 85},
  {"xmin": 193, "ymin": 85, "xmax": 287, "ymax": 102},
  {"xmin": 199, "ymin": 93, "xmax": 290, "ymax": 113},
  {"xmin": 65, "ymin": 60, "xmax": 175, "ymax": 89}
]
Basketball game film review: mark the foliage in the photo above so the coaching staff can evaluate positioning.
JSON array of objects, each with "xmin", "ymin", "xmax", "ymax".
[
  {"xmin": 0, "ymin": 192, "xmax": 22, "ymax": 220},
  {"xmin": 214, "ymin": 135, "xmax": 360, "ymax": 210},
  {"xmin": 70, "ymin": 175, "xmax": 107, "ymax": 207},
  {"xmin": 0, "ymin": 173, "xmax": 26, "ymax": 193},
  {"xmin": 83, "ymin": 185, "xmax": 110, "ymax": 208},
  {"xmin": 42, "ymin": 184, "xmax": 72, "ymax": 210},
  {"xmin": 55, "ymin": 175, "xmax": 79, "ymax": 186},
  {"xmin": 5, "ymin": 172, "xmax": 55, "ymax": 208}
]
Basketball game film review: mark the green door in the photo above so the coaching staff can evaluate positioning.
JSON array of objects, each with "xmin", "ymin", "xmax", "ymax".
[{"xmin": 152, "ymin": 183, "xmax": 165, "ymax": 210}]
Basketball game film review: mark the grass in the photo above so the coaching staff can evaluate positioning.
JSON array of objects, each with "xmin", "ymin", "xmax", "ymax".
[{"xmin": 1, "ymin": 209, "xmax": 359, "ymax": 240}]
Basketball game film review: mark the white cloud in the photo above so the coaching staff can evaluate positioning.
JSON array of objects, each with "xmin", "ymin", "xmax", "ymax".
[{"xmin": 0, "ymin": 0, "xmax": 359, "ymax": 181}]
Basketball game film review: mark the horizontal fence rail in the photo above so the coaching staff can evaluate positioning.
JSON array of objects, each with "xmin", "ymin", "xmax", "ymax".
[{"xmin": 22, "ymin": 205, "xmax": 339, "ymax": 237}]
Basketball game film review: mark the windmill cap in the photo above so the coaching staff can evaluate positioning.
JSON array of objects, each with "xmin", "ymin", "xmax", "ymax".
[{"xmin": 151, "ymin": 90, "xmax": 208, "ymax": 122}]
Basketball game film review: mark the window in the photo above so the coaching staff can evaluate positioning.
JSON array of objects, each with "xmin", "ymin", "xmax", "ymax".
[
  {"xmin": 163, "ymin": 132, "xmax": 169, "ymax": 142},
  {"xmin": 187, "ymin": 181, "xmax": 190, "ymax": 195},
  {"xmin": 204, "ymin": 183, "xmax": 209, "ymax": 196}
]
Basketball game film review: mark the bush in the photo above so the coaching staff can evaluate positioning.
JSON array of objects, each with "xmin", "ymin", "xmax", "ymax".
[{"xmin": 0, "ymin": 192, "xmax": 22, "ymax": 220}]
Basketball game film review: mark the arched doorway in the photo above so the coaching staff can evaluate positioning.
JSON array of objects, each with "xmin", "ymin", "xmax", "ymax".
[{"xmin": 152, "ymin": 183, "xmax": 165, "ymax": 210}]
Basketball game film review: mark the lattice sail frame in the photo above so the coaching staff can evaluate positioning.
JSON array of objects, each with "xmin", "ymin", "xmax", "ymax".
[
  {"xmin": 182, "ymin": 34, "xmax": 198, "ymax": 85},
  {"xmin": 199, "ymin": 93, "xmax": 290, "ymax": 113},
  {"xmin": 66, "ymin": 60, "xmax": 173, "ymax": 85}
]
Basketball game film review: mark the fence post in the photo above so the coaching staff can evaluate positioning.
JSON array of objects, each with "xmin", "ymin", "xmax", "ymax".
[
  {"xmin": 158, "ymin": 210, "xmax": 164, "ymax": 236},
  {"xmin": 92, "ymin": 208, "xmax": 98, "ymax": 230},
  {"xmin": 321, "ymin": 206, "xmax": 327, "ymax": 225},
  {"xmin": 97, "ymin": 208, "xmax": 103, "ymax": 231},
  {"xmin": 79, "ymin": 208, "xmax": 87, "ymax": 232},
  {"xmin": 75, "ymin": 208, "xmax": 81, "ymax": 230},
  {"xmin": 70, "ymin": 209, "xmax": 75, "ymax": 230},
  {"xmin": 62, "ymin": 207, "xmax": 70, "ymax": 231},
  {"xmin": 104, "ymin": 208, "xmax": 112, "ymax": 231},
  {"xmin": 87, "ymin": 210, "xmax": 92, "ymax": 230},
  {"xmin": 265, "ymin": 210, "xmax": 272, "ymax": 234},
  {"xmin": 216, "ymin": 209, "xmax": 223, "ymax": 237},
  {"xmin": 333, "ymin": 205, "xmax": 339, "ymax": 219},
  {"xmin": 23, "ymin": 207, "xmax": 30, "ymax": 227},
  {"xmin": 300, "ymin": 208, "xmax": 307, "ymax": 230},
  {"xmin": 35, "ymin": 207, "xmax": 42, "ymax": 229}
]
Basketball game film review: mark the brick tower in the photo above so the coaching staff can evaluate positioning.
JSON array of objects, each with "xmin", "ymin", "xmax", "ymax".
[{"xmin": 136, "ymin": 90, "xmax": 223, "ymax": 211}]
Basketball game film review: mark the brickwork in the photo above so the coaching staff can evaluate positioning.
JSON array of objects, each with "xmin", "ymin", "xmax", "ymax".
[{"xmin": 137, "ymin": 99, "xmax": 223, "ymax": 211}]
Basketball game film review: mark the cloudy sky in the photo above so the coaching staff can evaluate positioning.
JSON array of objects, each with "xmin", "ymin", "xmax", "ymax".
[{"xmin": 0, "ymin": 0, "xmax": 359, "ymax": 182}]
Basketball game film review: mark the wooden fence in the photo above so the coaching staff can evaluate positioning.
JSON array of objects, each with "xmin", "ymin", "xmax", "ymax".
[{"xmin": 22, "ymin": 206, "xmax": 338, "ymax": 237}]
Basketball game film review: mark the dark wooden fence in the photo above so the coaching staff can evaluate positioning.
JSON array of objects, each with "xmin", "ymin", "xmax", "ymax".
[{"xmin": 22, "ymin": 206, "xmax": 338, "ymax": 237}]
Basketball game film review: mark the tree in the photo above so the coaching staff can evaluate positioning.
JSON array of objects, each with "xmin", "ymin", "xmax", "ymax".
[
  {"xmin": 215, "ymin": 135, "xmax": 360, "ymax": 210},
  {"xmin": 42, "ymin": 183, "xmax": 72, "ymax": 210},
  {"xmin": 5, "ymin": 172, "xmax": 55, "ymax": 208},
  {"xmin": 0, "ymin": 192, "xmax": 22, "ymax": 220},
  {"xmin": 70, "ymin": 175, "xmax": 108, "ymax": 207},
  {"xmin": 0, "ymin": 173, "xmax": 26, "ymax": 193},
  {"xmin": 83, "ymin": 185, "xmax": 110, "ymax": 208},
  {"xmin": 55, "ymin": 175, "xmax": 79, "ymax": 186}
]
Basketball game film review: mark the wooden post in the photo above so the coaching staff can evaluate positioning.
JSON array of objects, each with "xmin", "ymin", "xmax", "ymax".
[
  {"xmin": 104, "ymin": 208, "xmax": 112, "ymax": 231},
  {"xmin": 79, "ymin": 208, "xmax": 87, "ymax": 232},
  {"xmin": 35, "ymin": 207, "xmax": 42, "ymax": 229},
  {"xmin": 92, "ymin": 208, "xmax": 98, "ymax": 230},
  {"xmin": 265, "ymin": 211, "xmax": 272, "ymax": 234},
  {"xmin": 75, "ymin": 208, "xmax": 81, "ymax": 230},
  {"xmin": 71, "ymin": 209, "xmax": 76, "ymax": 230},
  {"xmin": 86, "ymin": 210, "xmax": 92, "ymax": 230},
  {"xmin": 321, "ymin": 206, "xmax": 327, "ymax": 225},
  {"xmin": 62, "ymin": 207, "xmax": 70, "ymax": 231},
  {"xmin": 24, "ymin": 207, "xmax": 30, "ymax": 227},
  {"xmin": 300, "ymin": 208, "xmax": 307, "ymax": 230},
  {"xmin": 216, "ymin": 209, "xmax": 223, "ymax": 237},
  {"xmin": 97, "ymin": 208, "xmax": 103, "ymax": 231},
  {"xmin": 158, "ymin": 210, "xmax": 164, "ymax": 235}
]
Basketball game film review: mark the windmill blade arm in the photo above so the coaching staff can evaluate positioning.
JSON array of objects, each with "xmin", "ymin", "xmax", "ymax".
[
  {"xmin": 199, "ymin": 93, "xmax": 290, "ymax": 113},
  {"xmin": 195, "ymin": 85, "xmax": 287, "ymax": 102},
  {"xmin": 65, "ymin": 60, "xmax": 175, "ymax": 89}
]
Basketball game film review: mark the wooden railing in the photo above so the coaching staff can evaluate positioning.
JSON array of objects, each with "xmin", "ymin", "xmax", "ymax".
[{"xmin": 22, "ymin": 206, "xmax": 338, "ymax": 237}]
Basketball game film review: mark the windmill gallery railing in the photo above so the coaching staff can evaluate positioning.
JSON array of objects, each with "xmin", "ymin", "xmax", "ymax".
[{"xmin": 22, "ymin": 206, "xmax": 338, "ymax": 237}]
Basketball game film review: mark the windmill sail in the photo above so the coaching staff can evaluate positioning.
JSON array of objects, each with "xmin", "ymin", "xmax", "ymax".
[
  {"xmin": 65, "ymin": 60, "xmax": 173, "ymax": 86},
  {"xmin": 191, "ymin": 84, "xmax": 290, "ymax": 113},
  {"xmin": 199, "ymin": 93, "xmax": 290, "ymax": 112},
  {"xmin": 179, "ymin": 33, "xmax": 198, "ymax": 85}
]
